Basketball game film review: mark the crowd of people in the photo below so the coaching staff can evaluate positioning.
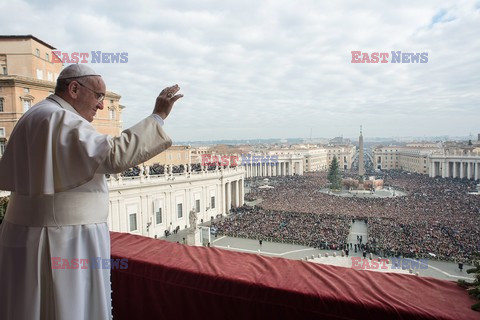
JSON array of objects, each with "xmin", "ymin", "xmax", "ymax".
[
  {"xmin": 225, "ymin": 171, "xmax": 480, "ymax": 263},
  {"xmin": 115, "ymin": 162, "xmax": 479, "ymax": 263},
  {"xmin": 214, "ymin": 206, "xmax": 350, "ymax": 249}
]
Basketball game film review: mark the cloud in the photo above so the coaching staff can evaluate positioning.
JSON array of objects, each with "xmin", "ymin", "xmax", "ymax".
[{"xmin": 1, "ymin": 0, "xmax": 479, "ymax": 140}]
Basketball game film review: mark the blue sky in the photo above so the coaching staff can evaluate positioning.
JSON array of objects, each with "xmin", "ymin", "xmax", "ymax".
[{"xmin": 1, "ymin": 0, "xmax": 479, "ymax": 141}]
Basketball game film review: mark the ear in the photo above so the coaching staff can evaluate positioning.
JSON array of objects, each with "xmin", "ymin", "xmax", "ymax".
[{"xmin": 68, "ymin": 81, "xmax": 79, "ymax": 98}]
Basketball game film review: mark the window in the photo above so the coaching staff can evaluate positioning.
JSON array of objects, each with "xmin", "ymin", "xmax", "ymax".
[
  {"xmin": 0, "ymin": 141, "xmax": 5, "ymax": 156},
  {"xmin": 45, "ymin": 53, "xmax": 49, "ymax": 61},
  {"xmin": 177, "ymin": 203, "xmax": 183, "ymax": 218},
  {"xmin": 210, "ymin": 196, "xmax": 215, "ymax": 209},
  {"xmin": 2, "ymin": 67, "xmax": 6, "ymax": 75},
  {"xmin": 195, "ymin": 199, "xmax": 200, "ymax": 213},
  {"xmin": 109, "ymin": 108, "xmax": 115, "ymax": 120},
  {"xmin": 24, "ymin": 88, "xmax": 30, "ymax": 93},
  {"xmin": 35, "ymin": 49, "xmax": 40, "ymax": 57},
  {"xmin": 23, "ymin": 100, "xmax": 31, "ymax": 112},
  {"xmin": 36, "ymin": 69, "xmax": 43, "ymax": 80},
  {"xmin": 0, "ymin": 98, "xmax": 3, "ymax": 112},
  {"xmin": 0, "ymin": 127, "xmax": 5, "ymax": 137},
  {"xmin": 129, "ymin": 213, "xmax": 137, "ymax": 231},
  {"xmin": 155, "ymin": 208, "xmax": 162, "ymax": 224}
]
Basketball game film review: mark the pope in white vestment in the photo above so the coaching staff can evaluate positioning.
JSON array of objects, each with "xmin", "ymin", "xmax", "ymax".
[{"xmin": 0, "ymin": 64, "xmax": 182, "ymax": 319}]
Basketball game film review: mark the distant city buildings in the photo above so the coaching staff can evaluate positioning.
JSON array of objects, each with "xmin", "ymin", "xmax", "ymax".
[
  {"xmin": 373, "ymin": 140, "xmax": 480, "ymax": 180},
  {"xmin": 143, "ymin": 145, "xmax": 192, "ymax": 166},
  {"xmin": 185, "ymin": 143, "xmax": 358, "ymax": 177}
]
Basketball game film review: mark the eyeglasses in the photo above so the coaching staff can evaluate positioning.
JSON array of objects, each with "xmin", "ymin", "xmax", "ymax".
[{"xmin": 76, "ymin": 81, "xmax": 105, "ymax": 102}]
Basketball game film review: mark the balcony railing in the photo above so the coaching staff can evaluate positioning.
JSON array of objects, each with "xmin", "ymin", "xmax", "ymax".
[{"xmin": 107, "ymin": 166, "xmax": 245, "ymax": 188}]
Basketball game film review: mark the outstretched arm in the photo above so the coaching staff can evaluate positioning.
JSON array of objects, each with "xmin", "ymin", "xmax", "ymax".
[{"xmin": 97, "ymin": 85, "xmax": 183, "ymax": 174}]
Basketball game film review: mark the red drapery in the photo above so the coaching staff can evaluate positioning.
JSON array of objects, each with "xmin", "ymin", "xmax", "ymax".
[{"xmin": 111, "ymin": 232, "xmax": 478, "ymax": 320}]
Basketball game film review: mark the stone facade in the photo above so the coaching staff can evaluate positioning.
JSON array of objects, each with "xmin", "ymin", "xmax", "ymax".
[{"xmin": 107, "ymin": 166, "xmax": 245, "ymax": 238}]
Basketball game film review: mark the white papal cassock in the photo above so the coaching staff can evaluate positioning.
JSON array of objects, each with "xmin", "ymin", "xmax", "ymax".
[{"xmin": 0, "ymin": 94, "xmax": 172, "ymax": 319}]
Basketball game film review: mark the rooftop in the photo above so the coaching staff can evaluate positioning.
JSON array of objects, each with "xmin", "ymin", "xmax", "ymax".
[{"xmin": 0, "ymin": 34, "xmax": 56, "ymax": 50}]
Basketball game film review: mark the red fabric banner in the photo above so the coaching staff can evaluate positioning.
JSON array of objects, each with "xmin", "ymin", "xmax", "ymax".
[{"xmin": 111, "ymin": 232, "xmax": 478, "ymax": 320}]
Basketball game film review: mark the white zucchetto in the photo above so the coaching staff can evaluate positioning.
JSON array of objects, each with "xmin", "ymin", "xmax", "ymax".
[{"xmin": 57, "ymin": 64, "xmax": 101, "ymax": 80}]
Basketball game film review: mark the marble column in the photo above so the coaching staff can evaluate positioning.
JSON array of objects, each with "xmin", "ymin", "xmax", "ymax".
[
  {"xmin": 235, "ymin": 180, "xmax": 240, "ymax": 207},
  {"xmin": 221, "ymin": 182, "xmax": 226, "ymax": 214},
  {"xmin": 226, "ymin": 182, "xmax": 231, "ymax": 213},
  {"xmin": 238, "ymin": 179, "xmax": 244, "ymax": 206}
]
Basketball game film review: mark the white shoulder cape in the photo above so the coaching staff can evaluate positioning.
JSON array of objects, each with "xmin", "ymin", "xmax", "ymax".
[{"xmin": 0, "ymin": 95, "xmax": 110, "ymax": 195}]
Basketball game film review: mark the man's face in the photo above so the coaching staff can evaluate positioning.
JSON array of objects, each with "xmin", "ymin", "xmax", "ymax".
[{"xmin": 72, "ymin": 76, "xmax": 106, "ymax": 122}]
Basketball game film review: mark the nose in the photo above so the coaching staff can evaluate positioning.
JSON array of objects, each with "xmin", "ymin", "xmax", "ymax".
[{"xmin": 97, "ymin": 101, "xmax": 104, "ymax": 110}]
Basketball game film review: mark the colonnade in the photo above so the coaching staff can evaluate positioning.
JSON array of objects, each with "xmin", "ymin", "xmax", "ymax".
[
  {"xmin": 223, "ymin": 178, "xmax": 245, "ymax": 213},
  {"xmin": 243, "ymin": 156, "xmax": 304, "ymax": 178},
  {"xmin": 429, "ymin": 157, "xmax": 480, "ymax": 180}
]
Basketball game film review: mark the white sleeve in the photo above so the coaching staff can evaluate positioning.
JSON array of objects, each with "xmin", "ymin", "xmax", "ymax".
[
  {"xmin": 96, "ymin": 115, "xmax": 172, "ymax": 174},
  {"xmin": 150, "ymin": 113, "xmax": 165, "ymax": 126}
]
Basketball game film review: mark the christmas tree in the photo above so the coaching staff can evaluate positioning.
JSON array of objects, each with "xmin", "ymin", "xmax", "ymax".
[
  {"xmin": 458, "ymin": 260, "xmax": 480, "ymax": 311},
  {"xmin": 327, "ymin": 155, "xmax": 342, "ymax": 190}
]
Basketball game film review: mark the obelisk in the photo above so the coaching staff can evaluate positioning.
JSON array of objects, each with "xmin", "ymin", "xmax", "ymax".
[{"xmin": 358, "ymin": 126, "xmax": 364, "ymax": 177}]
